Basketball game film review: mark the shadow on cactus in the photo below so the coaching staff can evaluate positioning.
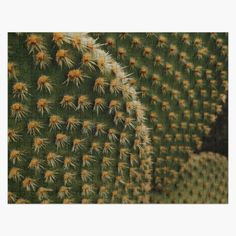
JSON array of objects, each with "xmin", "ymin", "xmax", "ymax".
[{"xmin": 8, "ymin": 32, "xmax": 228, "ymax": 203}]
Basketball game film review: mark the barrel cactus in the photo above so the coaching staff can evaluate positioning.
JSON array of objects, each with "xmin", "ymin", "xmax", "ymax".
[
  {"xmin": 8, "ymin": 33, "xmax": 153, "ymax": 203},
  {"xmin": 153, "ymin": 152, "xmax": 228, "ymax": 203},
  {"xmin": 92, "ymin": 33, "xmax": 228, "ymax": 192}
]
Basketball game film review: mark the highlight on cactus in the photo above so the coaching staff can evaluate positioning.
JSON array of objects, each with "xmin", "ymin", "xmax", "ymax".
[{"xmin": 8, "ymin": 32, "xmax": 228, "ymax": 203}]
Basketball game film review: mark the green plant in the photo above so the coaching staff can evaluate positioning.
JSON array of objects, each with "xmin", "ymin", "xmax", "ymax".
[
  {"xmin": 8, "ymin": 33, "xmax": 153, "ymax": 203},
  {"xmin": 153, "ymin": 152, "xmax": 228, "ymax": 203},
  {"xmin": 92, "ymin": 33, "xmax": 228, "ymax": 192}
]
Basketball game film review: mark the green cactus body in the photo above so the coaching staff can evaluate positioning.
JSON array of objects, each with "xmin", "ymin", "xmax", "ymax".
[
  {"xmin": 92, "ymin": 33, "xmax": 228, "ymax": 192},
  {"xmin": 8, "ymin": 33, "xmax": 153, "ymax": 203},
  {"xmin": 153, "ymin": 152, "xmax": 228, "ymax": 203}
]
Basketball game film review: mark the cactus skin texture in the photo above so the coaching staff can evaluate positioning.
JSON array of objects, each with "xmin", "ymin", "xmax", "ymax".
[
  {"xmin": 152, "ymin": 152, "xmax": 228, "ymax": 203},
  {"xmin": 92, "ymin": 33, "xmax": 228, "ymax": 192},
  {"xmin": 8, "ymin": 33, "xmax": 153, "ymax": 204}
]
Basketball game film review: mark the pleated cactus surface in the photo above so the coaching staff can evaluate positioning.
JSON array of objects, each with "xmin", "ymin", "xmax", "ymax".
[
  {"xmin": 8, "ymin": 33, "xmax": 153, "ymax": 203},
  {"xmin": 93, "ymin": 33, "xmax": 228, "ymax": 192}
]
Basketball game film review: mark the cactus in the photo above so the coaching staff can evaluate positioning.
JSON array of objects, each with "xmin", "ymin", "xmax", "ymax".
[
  {"xmin": 153, "ymin": 152, "xmax": 228, "ymax": 203},
  {"xmin": 8, "ymin": 32, "xmax": 228, "ymax": 203},
  {"xmin": 92, "ymin": 33, "xmax": 228, "ymax": 192},
  {"xmin": 8, "ymin": 33, "xmax": 153, "ymax": 203}
]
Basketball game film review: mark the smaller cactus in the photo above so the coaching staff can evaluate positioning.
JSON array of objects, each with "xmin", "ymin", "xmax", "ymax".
[{"xmin": 153, "ymin": 152, "xmax": 228, "ymax": 203}]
